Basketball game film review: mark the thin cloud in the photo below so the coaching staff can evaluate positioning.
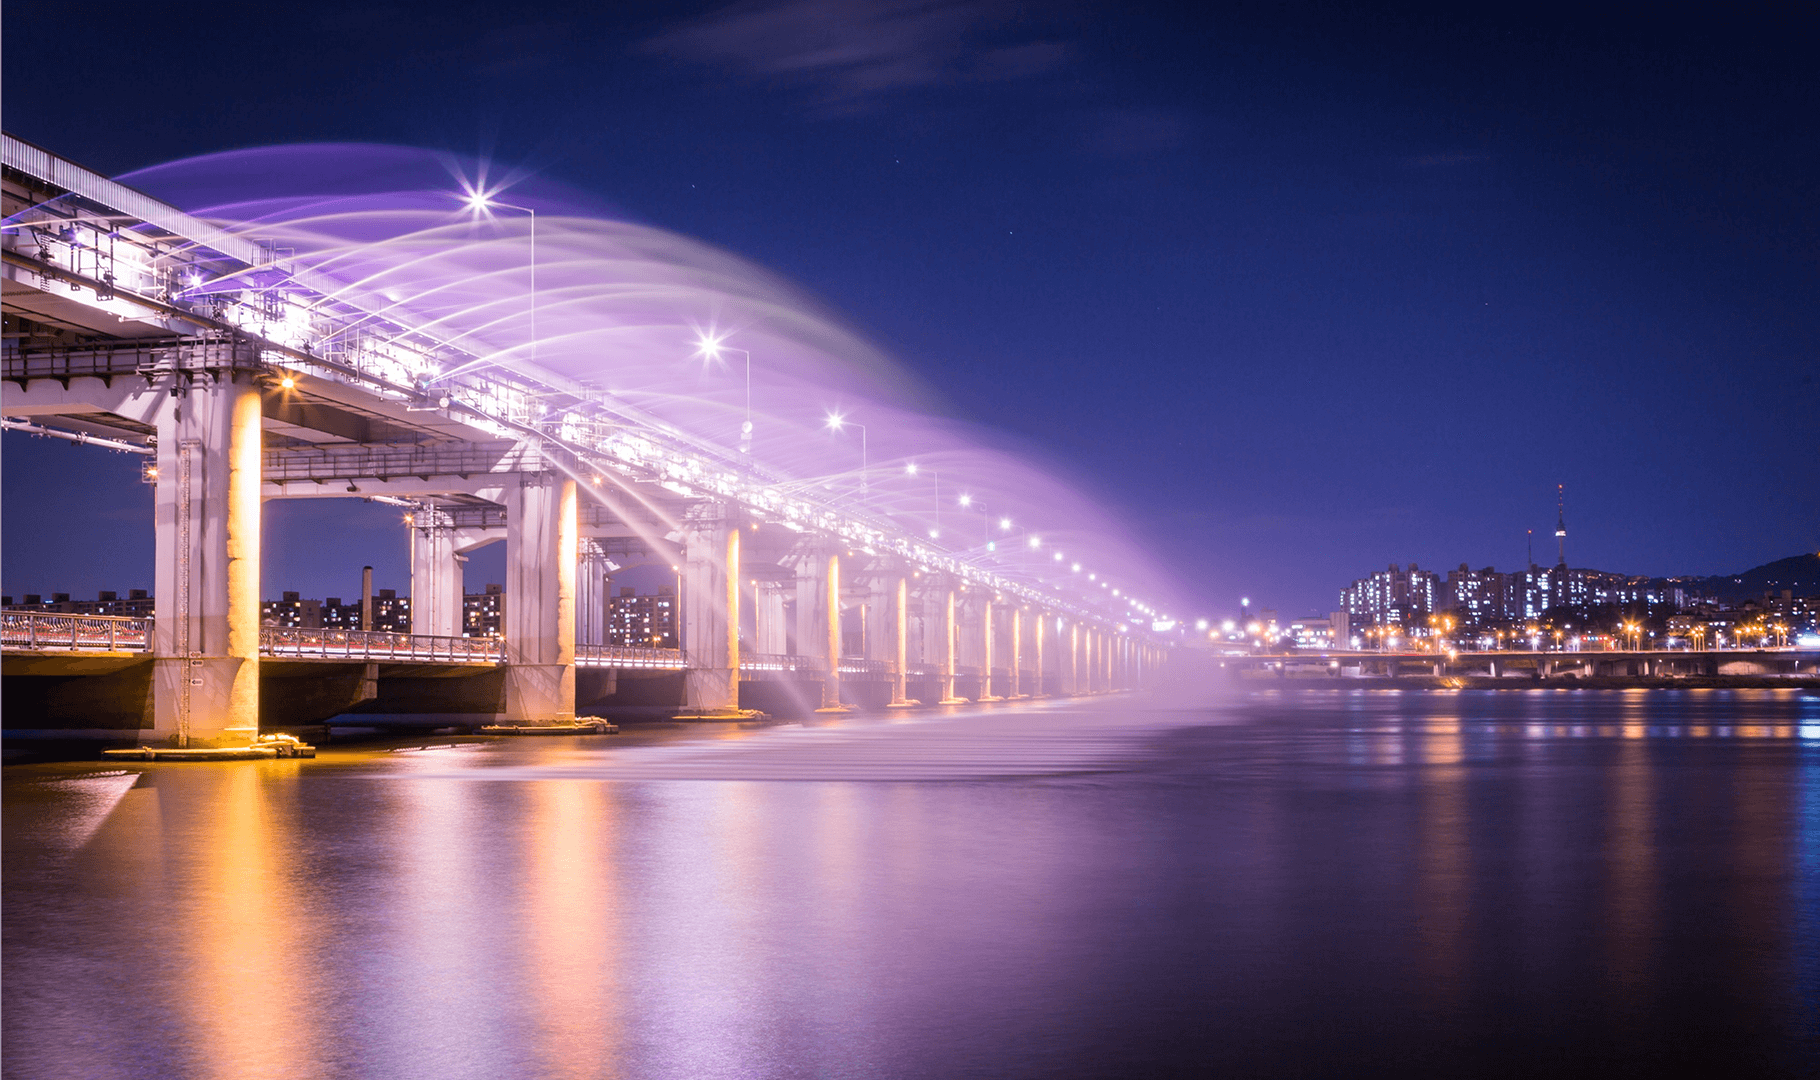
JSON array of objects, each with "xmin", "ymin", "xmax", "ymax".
[{"xmin": 643, "ymin": 0, "xmax": 1070, "ymax": 103}]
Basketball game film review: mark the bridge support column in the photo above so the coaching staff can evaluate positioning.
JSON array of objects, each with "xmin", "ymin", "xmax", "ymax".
[
  {"xmin": 884, "ymin": 573, "xmax": 912, "ymax": 707},
  {"xmin": 976, "ymin": 593, "xmax": 1001, "ymax": 701},
  {"xmin": 152, "ymin": 375, "xmax": 263, "ymax": 747},
  {"xmin": 794, "ymin": 547, "xmax": 847, "ymax": 711},
  {"xmin": 1007, "ymin": 608, "xmax": 1024, "ymax": 698},
  {"xmin": 502, "ymin": 474, "xmax": 577, "ymax": 724},
  {"xmin": 682, "ymin": 507, "xmax": 739, "ymax": 713},
  {"xmin": 1032, "ymin": 611, "xmax": 1046, "ymax": 697},
  {"xmin": 1077, "ymin": 626, "xmax": 1092, "ymax": 695},
  {"xmin": 410, "ymin": 507, "xmax": 464, "ymax": 638},
  {"xmin": 921, "ymin": 580, "xmax": 962, "ymax": 704},
  {"xmin": 755, "ymin": 581, "xmax": 789, "ymax": 655},
  {"xmin": 576, "ymin": 540, "xmax": 612, "ymax": 646},
  {"xmin": 818, "ymin": 553, "xmax": 846, "ymax": 710},
  {"xmin": 1066, "ymin": 623, "xmax": 1079, "ymax": 694}
]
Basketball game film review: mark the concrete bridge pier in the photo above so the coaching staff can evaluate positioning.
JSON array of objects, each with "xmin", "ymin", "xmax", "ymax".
[
  {"xmin": 873, "ymin": 571, "xmax": 913, "ymax": 707},
  {"xmin": 755, "ymin": 580, "xmax": 789, "ymax": 655},
  {"xmin": 1072, "ymin": 625, "xmax": 1085, "ymax": 693},
  {"xmin": 501, "ymin": 474, "xmax": 578, "ymax": 725},
  {"xmin": 972, "ymin": 592, "xmax": 1001, "ymax": 701},
  {"xmin": 793, "ymin": 546, "xmax": 846, "ymax": 712},
  {"xmin": 576, "ymin": 540, "xmax": 613, "ymax": 646},
  {"xmin": 1069, "ymin": 624, "xmax": 1083, "ymax": 694},
  {"xmin": 1031, "ymin": 610, "xmax": 1046, "ymax": 697},
  {"xmin": 152, "ymin": 375, "xmax": 265, "ymax": 748},
  {"xmin": 926, "ymin": 579, "xmax": 964, "ymax": 704},
  {"xmin": 409, "ymin": 506, "xmax": 464, "ymax": 638},
  {"xmin": 682, "ymin": 506, "xmax": 740, "ymax": 713},
  {"xmin": 1082, "ymin": 628, "xmax": 1093, "ymax": 693},
  {"xmin": 1007, "ymin": 608, "xmax": 1024, "ymax": 698}
]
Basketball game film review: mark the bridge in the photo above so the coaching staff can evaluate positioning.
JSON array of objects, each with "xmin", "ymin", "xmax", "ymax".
[
  {"xmin": 1215, "ymin": 647, "xmax": 1820, "ymax": 681},
  {"xmin": 1, "ymin": 134, "xmax": 1165, "ymax": 748}
]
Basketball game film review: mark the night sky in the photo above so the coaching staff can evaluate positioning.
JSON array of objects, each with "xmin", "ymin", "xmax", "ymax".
[{"xmin": 4, "ymin": 2, "xmax": 1816, "ymax": 618}]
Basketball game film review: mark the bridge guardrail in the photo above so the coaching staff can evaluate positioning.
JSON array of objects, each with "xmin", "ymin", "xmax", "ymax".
[
  {"xmin": 261, "ymin": 626, "xmax": 504, "ymax": 663},
  {"xmin": 741, "ymin": 652, "xmax": 820, "ymax": 674},
  {"xmin": 576, "ymin": 643, "xmax": 686, "ymax": 669},
  {"xmin": 2, "ymin": 611, "xmax": 150, "ymax": 652},
  {"xmin": 837, "ymin": 658, "xmax": 891, "ymax": 677}
]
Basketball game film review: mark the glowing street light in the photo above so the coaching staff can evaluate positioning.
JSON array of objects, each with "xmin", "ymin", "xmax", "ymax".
[
  {"xmin": 824, "ymin": 411, "xmax": 868, "ymax": 492},
  {"xmin": 907, "ymin": 461, "xmax": 942, "ymax": 539},
  {"xmin": 460, "ymin": 185, "xmax": 537, "ymax": 366},
  {"xmin": 694, "ymin": 330, "xmax": 754, "ymax": 455}
]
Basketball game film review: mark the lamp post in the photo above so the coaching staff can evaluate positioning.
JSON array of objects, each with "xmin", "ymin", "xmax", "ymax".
[
  {"xmin": 462, "ymin": 188, "xmax": 536, "ymax": 365},
  {"xmin": 956, "ymin": 493, "xmax": 1014, "ymax": 552},
  {"xmin": 907, "ymin": 462, "xmax": 941, "ymax": 540},
  {"xmin": 825, "ymin": 411, "xmax": 867, "ymax": 493},
  {"xmin": 695, "ymin": 332, "xmax": 753, "ymax": 455}
]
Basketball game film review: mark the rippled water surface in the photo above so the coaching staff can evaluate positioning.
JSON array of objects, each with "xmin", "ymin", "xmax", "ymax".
[{"xmin": 6, "ymin": 690, "xmax": 1819, "ymax": 1078}]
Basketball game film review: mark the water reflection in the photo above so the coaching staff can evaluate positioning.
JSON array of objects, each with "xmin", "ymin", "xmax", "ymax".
[
  {"xmin": 5, "ymin": 690, "xmax": 1819, "ymax": 1078},
  {"xmin": 185, "ymin": 766, "xmax": 313, "ymax": 1078},
  {"xmin": 1604, "ymin": 735, "xmax": 1655, "ymax": 997},
  {"xmin": 523, "ymin": 781, "xmax": 618, "ymax": 1079}
]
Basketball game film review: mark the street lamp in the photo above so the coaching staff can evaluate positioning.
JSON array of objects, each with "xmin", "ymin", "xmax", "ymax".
[
  {"xmin": 957, "ymin": 492, "xmax": 995, "ymax": 549},
  {"xmin": 824, "ymin": 411, "xmax": 867, "ymax": 492},
  {"xmin": 461, "ymin": 187, "xmax": 536, "ymax": 365},
  {"xmin": 695, "ymin": 331, "xmax": 753, "ymax": 455},
  {"xmin": 907, "ymin": 462, "xmax": 941, "ymax": 539}
]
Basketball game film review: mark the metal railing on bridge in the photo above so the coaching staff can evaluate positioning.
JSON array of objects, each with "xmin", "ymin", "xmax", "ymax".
[
  {"xmin": 2, "ymin": 611, "xmax": 150, "ymax": 652},
  {"xmin": 261, "ymin": 626, "xmax": 503, "ymax": 663},
  {"xmin": 3, "ymin": 614, "xmax": 986, "ymax": 680},
  {"xmin": 576, "ymin": 643, "xmax": 686, "ymax": 670},
  {"xmin": 740, "ymin": 652, "xmax": 820, "ymax": 675},
  {"xmin": 837, "ymin": 658, "xmax": 891, "ymax": 678},
  {"xmin": 736, "ymin": 654, "xmax": 893, "ymax": 678}
]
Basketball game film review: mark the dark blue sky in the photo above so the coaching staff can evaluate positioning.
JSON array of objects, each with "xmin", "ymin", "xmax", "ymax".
[{"xmin": 5, "ymin": 2, "xmax": 1816, "ymax": 616}]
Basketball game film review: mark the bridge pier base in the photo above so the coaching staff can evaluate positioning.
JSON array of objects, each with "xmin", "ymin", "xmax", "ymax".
[{"xmin": 152, "ymin": 375, "xmax": 263, "ymax": 748}]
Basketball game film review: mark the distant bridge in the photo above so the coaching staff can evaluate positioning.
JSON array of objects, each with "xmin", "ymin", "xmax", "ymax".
[{"xmin": 1215, "ymin": 647, "xmax": 1820, "ymax": 680}]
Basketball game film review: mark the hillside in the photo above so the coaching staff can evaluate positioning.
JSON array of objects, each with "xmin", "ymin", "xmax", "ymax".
[{"xmin": 1670, "ymin": 553, "xmax": 1820, "ymax": 602}]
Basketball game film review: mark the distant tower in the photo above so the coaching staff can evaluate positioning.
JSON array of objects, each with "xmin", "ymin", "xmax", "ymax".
[{"xmin": 1554, "ymin": 484, "xmax": 1567, "ymax": 569}]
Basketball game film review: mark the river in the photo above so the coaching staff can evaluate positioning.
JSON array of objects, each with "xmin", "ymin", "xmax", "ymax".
[{"xmin": 5, "ymin": 689, "xmax": 1818, "ymax": 1078}]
